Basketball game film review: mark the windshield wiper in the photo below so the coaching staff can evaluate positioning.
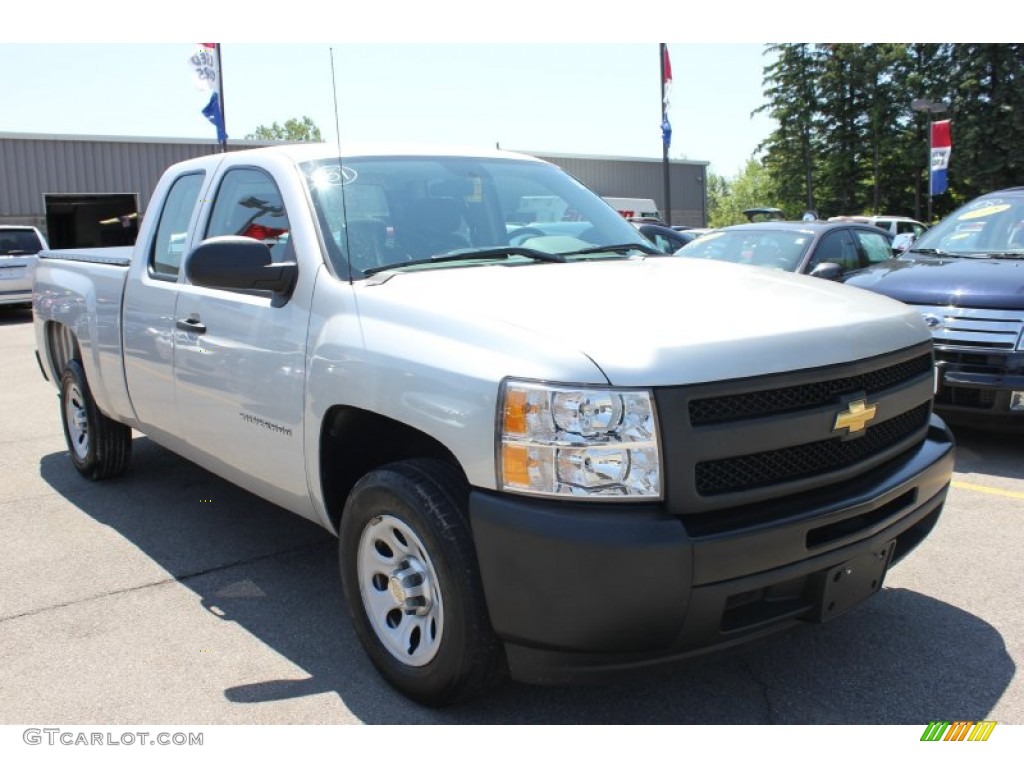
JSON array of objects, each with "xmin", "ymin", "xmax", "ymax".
[
  {"xmin": 558, "ymin": 242, "xmax": 661, "ymax": 257},
  {"xmin": 980, "ymin": 252, "xmax": 1024, "ymax": 259},
  {"xmin": 363, "ymin": 246, "xmax": 567, "ymax": 275},
  {"xmin": 904, "ymin": 247, "xmax": 988, "ymax": 258}
]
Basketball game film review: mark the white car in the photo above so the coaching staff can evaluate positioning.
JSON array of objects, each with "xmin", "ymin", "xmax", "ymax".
[
  {"xmin": 0, "ymin": 225, "xmax": 48, "ymax": 307},
  {"xmin": 829, "ymin": 215, "xmax": 927, "ymax": 240}
]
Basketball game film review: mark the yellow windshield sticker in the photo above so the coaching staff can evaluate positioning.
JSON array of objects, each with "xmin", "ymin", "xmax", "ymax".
[{"xmin": 958, "ymin": 204, "xmax": 1011, "ymax": 220}]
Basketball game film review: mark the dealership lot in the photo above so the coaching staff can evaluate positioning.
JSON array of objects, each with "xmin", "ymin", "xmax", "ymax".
[{"xmin": 1, "ymin": 306, "xmax": 1021, "ymax": 725}]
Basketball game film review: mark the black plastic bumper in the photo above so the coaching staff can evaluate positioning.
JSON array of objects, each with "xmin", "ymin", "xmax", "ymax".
[
  {"xmin": 469, "ymin": 417, "xmax": 955, "ymax": 685},
  {"xmin": 936, "ymin": 364, "xmax": 1024, "ymax": 430}
]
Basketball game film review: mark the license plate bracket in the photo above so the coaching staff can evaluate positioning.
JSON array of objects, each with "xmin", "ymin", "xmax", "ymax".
[{"xmin": 807, "ymin": 540, "xmax": 895, "ymax": 623}]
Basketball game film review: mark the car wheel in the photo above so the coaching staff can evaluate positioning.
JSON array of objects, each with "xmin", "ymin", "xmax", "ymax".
[
  {"xmin": 338, "ymin": 459, "xmax": 506, "ymax": 706},
  {"xmin": 59, "ymin": 359, "xmax": 132, "ymax": 480}
]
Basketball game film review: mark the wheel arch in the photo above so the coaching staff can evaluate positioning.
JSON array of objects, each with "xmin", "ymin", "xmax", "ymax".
[
  {"xmin": 318, "ymin": 405, "xmax": 466, "ymax": 532},
  {"xmin": 44, "ymin": 321, "xmax": 82, "ymax": 381}
]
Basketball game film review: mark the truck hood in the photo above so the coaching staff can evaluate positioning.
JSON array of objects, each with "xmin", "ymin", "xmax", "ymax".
[
  {"xmin": 362, "ymin": 258, "xmax": 929, "ymax": 387},
  {"xmin": 844, "ymin": 254, "xmax": 1024, "ymax": 309}
]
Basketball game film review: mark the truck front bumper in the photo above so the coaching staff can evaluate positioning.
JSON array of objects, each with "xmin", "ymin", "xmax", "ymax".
[
  {"xmin": 935, "ymin": 356, "xmax": 1024, "ymax": 431},
  {"xmin": 469, "ymin": 416, "xmax": 955, "ymax": 685}
]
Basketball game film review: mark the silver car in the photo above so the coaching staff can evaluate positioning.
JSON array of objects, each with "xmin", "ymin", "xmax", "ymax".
[{"xmin": 0, "ymin": 225, "xmax": 48, "ymax": 307}]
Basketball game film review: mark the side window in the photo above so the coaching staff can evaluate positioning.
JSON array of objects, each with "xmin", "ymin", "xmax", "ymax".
[
  {"xmin": 854, "ymin": 229, "xmax": 895, "ymax": 265},
  {"xmin": 809, "ymin": 230, "xmax": 857, "ymax": 272},
  {"xmin": 150, "ymin": 172, "xmax": 205, "ymax": 279},
  {"xmin": 205, "ymin": 168, "xmax": 291, "ymax": 263}
]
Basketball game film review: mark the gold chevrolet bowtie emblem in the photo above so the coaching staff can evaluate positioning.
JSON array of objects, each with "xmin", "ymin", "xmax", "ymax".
[{"xmin": 833, "ymin": 399, "xmax": 878, "ymax": 434}]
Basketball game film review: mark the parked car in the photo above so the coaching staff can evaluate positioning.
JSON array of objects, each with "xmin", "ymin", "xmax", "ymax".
[
  {"xmin": 675, "ymin": 220, "xmax": 896, "ymax": 280},
  {"xmin": 743, "ymin": 207, "xmax": 785, "ymax": 222},
  {"xmin": 829, "ymin": 215, "xmax": 928, "ymax": 241},
  {"xmin": 0, "ymin": 225, "xmax": 49, "ymax": 308},
  {"xmin": 844, "ymin": 187, "xmax": 1024, "ymax": 431}
]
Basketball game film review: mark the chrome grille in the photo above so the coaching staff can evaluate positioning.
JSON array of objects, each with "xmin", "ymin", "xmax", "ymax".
[{"xmin": 916, "ymin": 306, "xmax": 1024, "ymax": 351}]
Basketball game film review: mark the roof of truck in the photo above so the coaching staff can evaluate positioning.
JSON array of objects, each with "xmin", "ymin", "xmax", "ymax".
[{"xmin": 222, "ymin": 142, "xmax": 550, "ymax": 164}]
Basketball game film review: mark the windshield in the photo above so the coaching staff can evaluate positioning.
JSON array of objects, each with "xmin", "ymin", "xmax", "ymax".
[
  {"xmin": 675, "ymin": 228, "xmax": 813, "ymax": 272},
  {"xmin": 300, "ymin": 156, "xmax": 651, "ymax": 277},
  {"xmin": 0, "ymin": 229, "xmax": 45, "ymax": 255},
  {"xmin": 911, "ymin": 194, "xmax": 1024, "ymax": 256}
]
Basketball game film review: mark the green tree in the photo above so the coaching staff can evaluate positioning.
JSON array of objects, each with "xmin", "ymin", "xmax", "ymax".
[
  {"xmin": 707, "ymin": 158, "xmax": 781, "ymax": 228},
  {"xmin": 756, "ymin": 44, "xmax": 824, "ymax": 215},
  {"xmin": 947, "ymin": 44, "xmax": 1024, "ymax": 205},
  {"xmin": 246, "ymin": 116, "xmax": 323, "ymax": 142}
]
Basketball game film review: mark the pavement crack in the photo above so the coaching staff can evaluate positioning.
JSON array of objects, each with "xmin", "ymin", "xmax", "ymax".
[
  {"xmin": 0, "ymin": 539, "xmax": 329, "ymax": 624},
  {"xmin": 741, "ymin": 659, "xmax": 777, "ymax": 724}
]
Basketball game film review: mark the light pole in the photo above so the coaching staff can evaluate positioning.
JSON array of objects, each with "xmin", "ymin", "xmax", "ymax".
[{"xmin": 911, "ymin": 98, "xmax": 950, "ymax": 223}]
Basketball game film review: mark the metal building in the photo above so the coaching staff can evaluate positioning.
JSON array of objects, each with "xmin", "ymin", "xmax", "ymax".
[
  {"xmin": 0, "ymin": 132, "xmax": 708, "ymax": 247},
  {"xmin": 524, "ymin": 150, "xmax": 708, "ymax": 227}
]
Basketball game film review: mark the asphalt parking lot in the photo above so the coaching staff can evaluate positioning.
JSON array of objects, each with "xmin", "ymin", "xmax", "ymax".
[{"xmin": 1, "ymin": 304, "xmax": 1021, "ymax": 726}]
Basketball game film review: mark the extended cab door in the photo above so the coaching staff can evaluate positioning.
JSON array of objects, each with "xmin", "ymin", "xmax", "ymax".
[
  {"xmin": 172, "ymin": 164, "xmax": 316, "ymax": 518},
  {"xmin": 123, "ymin": 167, "xmax": 210, "ymax": 450}
]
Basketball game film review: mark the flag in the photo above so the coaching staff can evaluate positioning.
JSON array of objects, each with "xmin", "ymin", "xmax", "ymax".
[
  {"xmin": 930, "ymin": 119, "xmax": 951, "ymax": 196},
  {"xmin": 190, "ymin": 43, "xmax": 227, "ymax": 145},
  {"xmin": 202, "ymin": 92, "xmax": 228, "ymax": 145},
  {"xmin": 189, "ymin": 43, "xmax": 219, "ymax": 91},
  {"xmin": 661, "ymin": 44, "xmax": 673, "ymax": 150}
]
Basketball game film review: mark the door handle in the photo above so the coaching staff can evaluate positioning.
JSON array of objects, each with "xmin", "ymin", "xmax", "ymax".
[{"xmin": 176, "ymin": 317, "xmax": 207, "ymax": 334}]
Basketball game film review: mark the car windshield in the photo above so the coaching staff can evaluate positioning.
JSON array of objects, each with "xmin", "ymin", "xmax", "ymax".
[
  {"xmin": 675, "ymin": 228, "xmax": 813, "ymax": 272},
  {"xmin": 300, "ymin": 155, "xmax": 652, "ymax": 277},
  {"xmin": 911, "ymin": 195, "xmax": 1024, "ymax": 256},
  {"xmin": 0, "ymin": 229, "xmax": 45, "ymax": 255}
]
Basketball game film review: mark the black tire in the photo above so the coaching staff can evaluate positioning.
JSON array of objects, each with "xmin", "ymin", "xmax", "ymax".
[
  {"xmin": 338, "ymin": 459, "xmax": 506, "ymax": 706},
  {"xmin": 59, "ymin": 359, "xmax": 132, "ymax": 480}
]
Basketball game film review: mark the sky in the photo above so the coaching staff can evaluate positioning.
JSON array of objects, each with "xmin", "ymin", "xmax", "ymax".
[
  {"xmin": 2, "ymin": 4, "xmax": 984, "ymax": 181},
  {"xmin": 0, "ymin": 41, "xmax": 774, "ymax": 178}
]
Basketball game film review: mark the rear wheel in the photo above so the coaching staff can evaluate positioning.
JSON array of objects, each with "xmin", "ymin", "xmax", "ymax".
[
  {"xmin": 338, "ymin": 460, "xmax": 506, "ymax": 706},
  {"xmin": 59, "ymin": 360, "xmax": 132, "ymax": 480}
]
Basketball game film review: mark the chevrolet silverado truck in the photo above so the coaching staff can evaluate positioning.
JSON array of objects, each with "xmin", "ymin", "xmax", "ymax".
[
  {"xmin": 33, "ymin": 144, "xmax": 955, "ymax": 705},
  {"xmin": 845, "ymin": 188, "xmax": 1024, "ymax": 432}
]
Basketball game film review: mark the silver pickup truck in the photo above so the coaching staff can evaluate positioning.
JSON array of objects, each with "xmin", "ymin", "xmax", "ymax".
[{"xmin": 33, "ymin": 144, "xmax": 955, "ymax": 705}]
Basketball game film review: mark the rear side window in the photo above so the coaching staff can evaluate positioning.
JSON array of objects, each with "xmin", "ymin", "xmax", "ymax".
[
  {"xmin": 150, "ymin": 172, "xmax": 205, "ymax": 279},
  {"xmin": 810, "ymin": 230, "xmax": 859, "ymax": 271},
  {"xmin": 205, "ymin": 168, "xmax": 291, "ymax": 263},
  {"xmin": 854, "ymin": 229, "xmax": 894, "ymax": 265}
]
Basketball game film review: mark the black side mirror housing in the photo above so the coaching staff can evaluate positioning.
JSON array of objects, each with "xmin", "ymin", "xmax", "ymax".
[{"xmin": 186, "ymin": 236, "xmax": 297, "ymax": 296}]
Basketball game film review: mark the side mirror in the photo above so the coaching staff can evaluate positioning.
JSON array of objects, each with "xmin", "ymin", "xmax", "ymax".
[
  {"xmin": 809, "ymin": 262, "xmax": 843, "ymax": 281},
  {"xmin": 892, "ymin": 233, "xmax": 915, "ymax": 254},
  {"xmin": 186, "ymin": 236, "xmax": 297, "ymax": 296}
]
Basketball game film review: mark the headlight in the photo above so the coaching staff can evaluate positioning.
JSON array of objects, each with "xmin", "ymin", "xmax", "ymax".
[{"xmin": 498, "ymin": 380, "xmax": 661, "ymax": 499}]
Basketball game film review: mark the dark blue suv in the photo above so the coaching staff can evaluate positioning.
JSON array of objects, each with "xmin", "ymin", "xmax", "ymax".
[{"xmin": 844, "ymin": 189, "xmax": 1024, "ymax": 431}]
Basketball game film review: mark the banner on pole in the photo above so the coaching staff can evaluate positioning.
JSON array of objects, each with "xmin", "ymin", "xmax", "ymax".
[
  {"xmin": 189, "ymin": 43, "xmax": 227, "ymax": 145},
  {"xmin": 930, "ymin": 119, "xmax": 951, "ymax": 196},
  {"xmin": 661, "ymin": 44, "xmax": 673, "ymax": 150}
]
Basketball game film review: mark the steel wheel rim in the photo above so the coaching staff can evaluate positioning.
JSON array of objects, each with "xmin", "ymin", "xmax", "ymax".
[
  {"xmin": 356, "ymin": 513, "xmax": 444, "ymax": 667},
  {"xmin": 65, "ymin": 382, "xmax": 90, "ymax": 460}
]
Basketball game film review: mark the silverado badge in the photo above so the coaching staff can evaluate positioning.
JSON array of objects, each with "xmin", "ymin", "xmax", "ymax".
[{"xmin": 833, "ymin": 399, "xmax": 878, "ymax": 435}]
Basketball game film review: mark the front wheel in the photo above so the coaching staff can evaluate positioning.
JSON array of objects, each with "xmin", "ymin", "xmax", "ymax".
[
  {"xmin": 338, "ymin": 460, "xmax": 506, "ymax": 706},
  {"xmin": 59, "ymin": 360, "xmax": 132, "ymax": 480}
]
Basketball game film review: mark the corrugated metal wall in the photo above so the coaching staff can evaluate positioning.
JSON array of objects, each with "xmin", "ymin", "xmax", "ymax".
[
  {"xmin": 530, "ymin": 152, "xmax": 708, "ymax": 227},
  {"xmin": 0, "ymin": 134, "xmax": 268, "ymax": 218},
  {"xmin": 0, "ymin": 134, "xmax": 708, "ymax": 228}
]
